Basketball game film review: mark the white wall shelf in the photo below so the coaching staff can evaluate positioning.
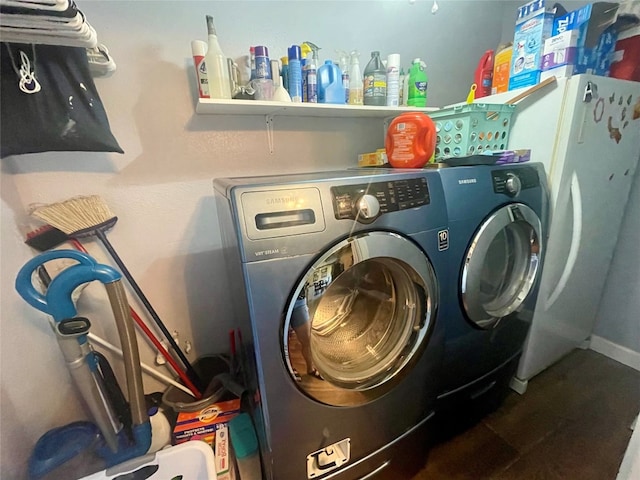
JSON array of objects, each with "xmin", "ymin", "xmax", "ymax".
[{"xmin": 196, "ymin": 98, "xmax": 440, "ymax": 117}]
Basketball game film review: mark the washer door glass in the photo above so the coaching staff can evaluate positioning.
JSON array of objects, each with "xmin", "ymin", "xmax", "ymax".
[
  {"xmin": 461, "ymin": 203, "xmax": 542, "ymax": 329},
  {"xmin": 283, "ymin": 231, "xmax": 438, "ymax": 407}
]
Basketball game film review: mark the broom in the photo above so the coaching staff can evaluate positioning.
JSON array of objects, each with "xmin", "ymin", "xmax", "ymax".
[{"xmin": 31, "ymin": 195, "xmax": 205, "ymax": 391}]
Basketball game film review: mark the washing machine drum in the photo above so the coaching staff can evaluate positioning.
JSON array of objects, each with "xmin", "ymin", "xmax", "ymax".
[
  {"xmin": 284, "ymin": 231, "xmax": 438, "ymax": 407},
  {"xmin": 461, "ymin": 202, "xmax": 542, "ymax": 329}
]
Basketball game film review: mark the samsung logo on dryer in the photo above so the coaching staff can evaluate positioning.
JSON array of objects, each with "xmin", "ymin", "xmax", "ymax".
[
  {"xmin": 266, "ymin": 195, "xmax": 299, "ymax": 205},
  {"xmin": 458, "ymin": 178, "xmax": 477, "ymax": 184}
]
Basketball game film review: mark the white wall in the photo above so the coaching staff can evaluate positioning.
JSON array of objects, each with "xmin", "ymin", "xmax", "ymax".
[
  {"xmin": 594, "ymin": 166, "xmax": 640, "ymax": 352},
  {"xmin": 0, "ymin": 1, "xmax": 511, "ymax": 477}
]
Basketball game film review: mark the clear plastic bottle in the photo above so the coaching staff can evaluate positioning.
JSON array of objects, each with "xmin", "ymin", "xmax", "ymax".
[
  {"xmin": 363, "ymin": 51, "xmax": 387, "ymax": 106},
  {"xmin": 204, "ymin": 15, "xmax": 231, "ymax": 99},
  {"xmin": 336, "ymin": 50, "xmax": 350, "ymax": 103},
  {"xmin": 348, "ymin": 50, "xmax": 363, "ymax": 105}
]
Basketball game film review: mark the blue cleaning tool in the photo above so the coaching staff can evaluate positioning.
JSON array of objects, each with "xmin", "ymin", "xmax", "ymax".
[{"xmin": 15, "ymin": 249, "xmax": 151, "ymax": 471}]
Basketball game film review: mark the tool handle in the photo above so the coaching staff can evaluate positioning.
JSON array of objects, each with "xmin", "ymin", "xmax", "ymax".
[
  {"xmin": 69, "ymin": 239, "xmax": 202, "ymax": 398},
  {"xmin": 15, "ymin": 250, "xmax": 122, "ymax": 320},
  {"xmin": 95, "ymin": 229, "xmax": 205, "ymax": 391},
  {"xmin": 15, "ymin": 249, "xmax": 97, "ymax": 316}
]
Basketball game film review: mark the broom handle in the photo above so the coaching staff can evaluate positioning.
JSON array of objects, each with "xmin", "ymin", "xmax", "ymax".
[
  {"xmin": 95, "ymin": 229, "xmax": 205, "ymax": 391},
  {"xmin": 70, "ymin": 239, "xmax": 202, "ymax": 398}
]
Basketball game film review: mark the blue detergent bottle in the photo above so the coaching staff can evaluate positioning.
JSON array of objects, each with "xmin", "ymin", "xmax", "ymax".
[{"xmin": 317, "ymin": 60, "xmax": 345, "ymax": 104}]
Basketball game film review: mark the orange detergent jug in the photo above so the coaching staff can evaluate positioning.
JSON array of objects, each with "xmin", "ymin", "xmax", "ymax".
[{"xmin": 385, "ymin": 112, "xmax": 436, "ymax": 168}]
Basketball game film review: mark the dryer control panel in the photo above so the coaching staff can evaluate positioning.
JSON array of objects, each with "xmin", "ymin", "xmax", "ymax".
[
  {"xmin": 331, "ymin": 177, "xmax": 430, "ymax": 223},
  {"xmin": 492, "ymin": 167, "xmax": 540, "ymax": 197}
]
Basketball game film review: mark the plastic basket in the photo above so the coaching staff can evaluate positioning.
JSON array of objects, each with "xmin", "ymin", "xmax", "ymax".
[{"xmin": 429, "ymin": 103, "xmax": 516, "ymax": 161}]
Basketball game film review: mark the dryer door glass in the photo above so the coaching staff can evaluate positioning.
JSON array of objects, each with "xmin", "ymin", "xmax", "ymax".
[
  {"xmin": 284, "ymin": 231, "xmax": 438, "ymax": 407},
  {"xmin": 461, "ymin": 203, "xmax": 542, "ymax": 329}
]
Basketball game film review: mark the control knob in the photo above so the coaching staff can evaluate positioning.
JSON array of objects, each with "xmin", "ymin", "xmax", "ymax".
[
  {"xmin": 505, "ymin": 173, "xmax": 521, "ymax": 196},
  {"xmin": 354, "ymin": 194, "xmax": 380, "ymax": 221}
]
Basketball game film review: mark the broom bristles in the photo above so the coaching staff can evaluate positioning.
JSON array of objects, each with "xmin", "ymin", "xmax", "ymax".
[{"xmin": 31, "ymin": 195, "xmax": 116, "ymax": 236}]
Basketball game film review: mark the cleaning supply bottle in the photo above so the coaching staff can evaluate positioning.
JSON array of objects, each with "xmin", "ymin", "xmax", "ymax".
[
  {"xmin": 348, "ymin": 50, "xmax": 363, "ymax": 105},
  {"xmin": 305, "ymin": 43, "xmax": 320, "ymax": 103},
  {"xmin": 474, "ymin": 49, "xmax": 494, "ymax": 98},
  {"xmin": 337, "ymin": 50, "xmax": 350, "ymax": 103},
  {"xmin": 288, "ymin": 45, "xmax": 303, "ymax": 102},
  {"xmin": 363, "ymin": 51, "xmax": 386, "ymax": 106},
  {"xmin": 254, "ymin": 46, "xmax": 272, "ymax": 80},
  {"xmin": 398, "ymin": 68, "xmax": 405, "ymax": 106},
  {"xmin": 407, "ymin": 58, "xmax": 427, "ymax": 107},
  {"xmin": 191, "ymin": 40, "xmax": 209, "ymax": 99},
  {"xmin": 386, "ymin": 53, "xmax": 401, "ymax": 106},
  {"xmin": 402, "ymin": 66, "xmax": 410, "ymax": 106},
  {"xmin": 249, "ymin": 46, "xmax": 256, "ymax": 81},
  {"xmin": 280, "ymin": 56, "xmax": 289, "ymax": 93},
  {"xmin": 317, "ymin": 60, "xmax": 345, "ymax": 104},
  {"xmin": 385, "ymin": 112, "xmax": 437, "ymax": 168},
  {"xmin": 204, "ymin": 15, "xmax": 231, "ymax": 99}
]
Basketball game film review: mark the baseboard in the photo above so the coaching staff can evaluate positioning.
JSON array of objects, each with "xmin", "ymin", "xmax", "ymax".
[{"xmin": 589, "ymin": 335, "xmax": 640, "ymax": 372}]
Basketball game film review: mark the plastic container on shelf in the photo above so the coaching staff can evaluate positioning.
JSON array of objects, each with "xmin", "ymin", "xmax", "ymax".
[
  {"xmin": 337, "ymin": 50, "xmax": 350, "ymax": 103},
  {"xmin": 348, "ymin": 50, "xmax": 363, "ymax": 105},
  {"xmin": 288, "ymin": 45, "xmax": 303, "ymax": 102},
  {"xmin": 474, "ymin": 49, "xmax": 494, "ymax": 98},
  {"xmin": 386, "ymin": 53, "xmax": 401, "ymax": 106},
  {"xmin": 318, "ymin": 60, "xmax": 345, "ymax": 104},
  {"xmin": 191, "ymin": 40, "xmax": 209, "ymax": 99},
  {"xmin": 428, "ymin": 103, "xmax": 516, "ymax": 160},
  {"xmin": 385, "ymin": 112, "xmax": 437, "ymax": 168},
  {"xmin": 254, "ymin": 45, "xmax": 272, "ymax": 80},
  {"xmin": 204, "ymin": 15, "xmax": 231, "ymax": 99},
  {"xmin": 363, "ymin": 50, "xmax": 386, "ymax": 106},
  {"xmin": 407, "ymin": 58, "xmax": 427, "ymax": 107},
  {"xmin": 280, "ymin": 56, "xmax": 289, "ymax": 92}
]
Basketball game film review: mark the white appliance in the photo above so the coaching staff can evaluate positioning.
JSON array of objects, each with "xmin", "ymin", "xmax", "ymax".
[{"xmin": 477, "ymin": 74, "xmax": 640, "ymax": 392}]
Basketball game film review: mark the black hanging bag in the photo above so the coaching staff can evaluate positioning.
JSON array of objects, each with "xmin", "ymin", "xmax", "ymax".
[{"xmin": 1, "ymin": 42, "xmax": 123, "ymax": 158}]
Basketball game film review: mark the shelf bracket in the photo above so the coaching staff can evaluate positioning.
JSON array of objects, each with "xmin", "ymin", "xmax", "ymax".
[{"xmin": 265, "ymin": 114, "xmax": 275, "ymax": 154}]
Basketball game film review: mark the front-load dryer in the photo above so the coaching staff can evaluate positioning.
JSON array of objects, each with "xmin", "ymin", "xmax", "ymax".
[
  {"xmin": 214, "ymin": 169, "xmax": 449, "ymax": 480},
  {"xmin": 437, "ymin": 163, "xmax": 549, "ymax": 414}
]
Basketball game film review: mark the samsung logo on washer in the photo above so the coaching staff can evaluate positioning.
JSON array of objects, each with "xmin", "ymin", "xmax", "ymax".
[
  {"xmin": 266, "ymin": 195, "xmax": 299, "ymax": 206},
  {"xmin": 458, "ymin": 178, "xmax": 477, "ymax": 184}
]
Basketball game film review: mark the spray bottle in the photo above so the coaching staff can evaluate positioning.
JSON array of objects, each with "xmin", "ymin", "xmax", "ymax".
[
  {"xmin": 304, "ymin": 42, "xmax": 320, "ymax": 103},
  {"xmin": 336, "ymin": 50, "xmax": 350, "ymax": 104},
  {"xmin": 348, "ymin": 50, "xmax": 363, "ymax": 105}
]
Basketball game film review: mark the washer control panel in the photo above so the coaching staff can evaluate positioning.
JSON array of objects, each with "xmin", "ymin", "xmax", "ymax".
[
  {"xmin": 492, "ymin": 167, "xmax": 539, "ymax": 197},
  {"xmin": 331, "ymin": 177, "xmax": 430, "ymax": 223}
]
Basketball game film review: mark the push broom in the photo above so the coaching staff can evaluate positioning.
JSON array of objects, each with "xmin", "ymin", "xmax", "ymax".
[{"xmin": 31, "ymin": 195, "xmax": 205, "ymax": 391}]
